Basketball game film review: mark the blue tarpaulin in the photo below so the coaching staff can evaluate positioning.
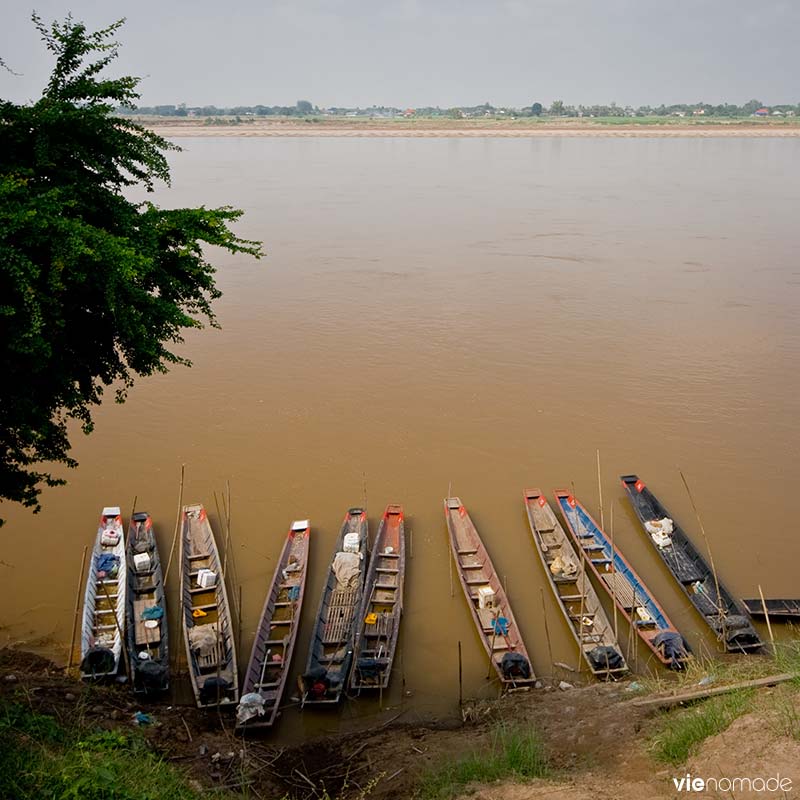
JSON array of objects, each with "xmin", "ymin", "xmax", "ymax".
[
  {"xmin": 96, "ymin": 554, "xmax": 119, "ymax": 575},
  {"xmin": 493, "ymin": 617, "xmax": 509, "ymax": 636}
]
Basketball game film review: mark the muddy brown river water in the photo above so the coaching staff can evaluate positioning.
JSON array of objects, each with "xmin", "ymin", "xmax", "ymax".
[{"xmin": 2, "ymin": 137, "xmax": 799, "ymax": 740}]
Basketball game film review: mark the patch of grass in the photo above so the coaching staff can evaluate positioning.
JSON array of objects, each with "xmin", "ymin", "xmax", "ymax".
[
  {"xmin": 769, "ymin": 691, "xmax": 800, "ymax": 741},
  {"xmin": 638, "ymin": 637, "xmax": 800, "ymax": 698},
  {"xmin": 0, "ymin": 699, "xmax": 211, "ymax": 800},
  {"xmin": 772, "ymin": 638, "xmax": 800, "ymax": 684},
  {"xmin": 650, "ymin": 689, "xmax": 754, "ymax": 765},
  {"xmin": 416, "ymin": 723, "xmax": 549, "ymax": 799}
]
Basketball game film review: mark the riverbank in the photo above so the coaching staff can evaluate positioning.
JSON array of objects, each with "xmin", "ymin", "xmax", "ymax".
[
  {"xmin": 138, "ymin": 116, "xmax": 800, "ymax": 138},
  {"xmin": 3, "ymin": 646, "xmax": 799, "ymax": 799}
]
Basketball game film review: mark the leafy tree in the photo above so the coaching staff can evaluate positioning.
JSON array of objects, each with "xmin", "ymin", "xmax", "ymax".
[
  {"xmin": 296, "ymin": 99, "xmax": 313, "ymax": 114},
  {"xmin": 549, "ymin": 100, "xmax": 564, "ymax": 116},
  {"xmin": 741, "ymin": 99, "xmax": 764, "ymax": 115},
  {"xmin": 0, "ymin": 15, "xmax": 263, "ymax": 523},
  {"xmin": 530, "ymin": 102, "xmax": 543, "ymax": 116}
]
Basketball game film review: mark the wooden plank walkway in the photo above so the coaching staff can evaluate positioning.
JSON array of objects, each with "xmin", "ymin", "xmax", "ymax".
[{"xmin": 601, "ymin": 572, "xmax": 636, "ymax": 609}]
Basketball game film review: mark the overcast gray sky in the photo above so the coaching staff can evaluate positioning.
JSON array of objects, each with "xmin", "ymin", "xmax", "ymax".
[{"xmin": 1, "ymin": 1, "xmax": 798, "ymax": 108}]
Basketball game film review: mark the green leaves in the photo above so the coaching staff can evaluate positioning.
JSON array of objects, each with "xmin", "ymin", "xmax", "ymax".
[{"xmin": 0, "ymin": 15, "xmax": 263, "ymax": 521}]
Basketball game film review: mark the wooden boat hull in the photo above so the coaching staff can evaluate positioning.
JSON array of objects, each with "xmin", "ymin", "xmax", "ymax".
[
  {"xmin": 444, "ymin": 497, "xmax": 536, "ymax": 689},
  {"xmin": 621, "ymin": 475, "xmax": 762, "ymax": 653},
  {"xmin": 126, "ymin": 512, "xmax": 169, "ymax": 694},
  {"xmin": 302, "ymin": 508, "xmax": 369, "ymax": 706},
  {"xmin": 523, "ymin": 489, "xmax": 627, "ymax": 679},
  {"xmin": 181, "ymin": 504, "xmax": 239, "ymax": 708},
  {"xmin": 742, "ymin": 599, "xmax": 800, "ymax": 620},
  {"xmin": 237, "ymin": 520, "xmax": 310, "ymax": 729},
  {"xmin": 81, "ymin": 507, "xmax": 127, "ymax": 680},
  {"xmin": 555, "ymin": 490, "xmax": 690, "ymax": 670},
  {"xmin": 350, "ymin": 504, "xmax": 405, "ymax": 691}
]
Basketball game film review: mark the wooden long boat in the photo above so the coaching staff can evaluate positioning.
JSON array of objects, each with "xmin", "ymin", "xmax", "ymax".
[
  {"xmin": 444, "ymin": 497, "xmax": 536, "ymax": 688},
  {"xmin": 126, "ymin": 512, "xmax": 169, "ymax": 694},
  {"xmin": 554, "ymin": 490, "xmax": 691, "ymax": 670},
  {"xmin": 523, "ymin": 489, "xmax": 627, "ymax": 679},
  {"xmin": 301, "ymin": 507, "xmax": 369, "ymax": 706},
  {"xmin": 80, "ymin": 507, "xmax": 127, "ymax": 680},
  {"xmin": 236, "ymin": 519, "xmax": 310, "ymax": 729},
  {"xmin": 742, "ymin": 598, "xmax": 800, "ymax": 620},
  {"xmin": 181, "ymin": 504, "xmax": 239, "ymax": 708},
  {"xmin": 350, "ymin": 504, "xmax": 405, "ymax": 691},
  {"xmin": 621, "ymin": 475, "xmax": 762, "ymax": 653}
]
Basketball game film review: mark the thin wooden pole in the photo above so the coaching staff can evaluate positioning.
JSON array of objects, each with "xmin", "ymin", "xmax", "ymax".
[
  {"xmin": 163, "ymin": 464, "xmax": 185, "ymax": 585},
  {"xmin": 130, "ymin": 495, "xmax": 138, "ymax": 520},
  {"xmin": 679, "ymin": 469, "xmax": 726, "ymax": 644},
  {"xmin": 570, "ymin": 481, "xmax": 587, "ymax": 673},
  {"xmin": 458, "ymin": 640, "xmax": 463, "ymax": 710},
  {"xmin": 221, "ymin": 488, "xmax": 231, "ymax": 580},
  {"xmin": 67, "ymin": 545, "xmax": 89, "ymax": 671},
  {"xmin": 610, "ymin": 502, "xmax": 618, "ymax": 643},
  {"xmin": 218, "ymin": 486, "xmax": 242, "ymax": 627},
  {"xmin": 486, "ymin": 609, "xmax": 499, "ymax": 679},
  {"xmin": 758, "ymin": 584, "xmax": 775, "ymax": 650},
  {"xmin": 575, "ymin": 550, "xmax": 587, "ymax": 673},
  {"xmin": 237, "ymin": 584, "xmax": 244, "ymax": 670},
  {"xmin": 449, "ymin": 549, "xmax": 454, "ymax": 598},
  {"xmin": 596, "ymin": 449, "xmax": 604, "ymax": 531},
  {"xmin": 540, "ymin": 588, "xmax": 554, "ymax": 672},
  {"xmin": 172, "ymin": 503, "xmax": 186, "ymax": 676}
]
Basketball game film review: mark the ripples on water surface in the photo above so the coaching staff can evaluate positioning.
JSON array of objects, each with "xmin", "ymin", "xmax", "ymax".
[{"xmin": 3, "ymin": 137, "xmax": 799, "ymax": 739}]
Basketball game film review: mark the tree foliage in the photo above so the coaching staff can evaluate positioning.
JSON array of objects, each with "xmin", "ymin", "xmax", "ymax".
[{"xmin": 0, "ymin": 16, "xmax": 263, "ymax": 522}]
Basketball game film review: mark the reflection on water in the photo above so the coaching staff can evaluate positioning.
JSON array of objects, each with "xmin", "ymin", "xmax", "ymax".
[{"xmin": 2, "ymin": 137, "xmax": 799, "ymax": 741}]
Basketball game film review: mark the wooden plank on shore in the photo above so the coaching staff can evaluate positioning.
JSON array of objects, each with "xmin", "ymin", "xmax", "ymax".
[{"xmin": 630, "ymin": 672, "xmax": 796, "ymax": 710}]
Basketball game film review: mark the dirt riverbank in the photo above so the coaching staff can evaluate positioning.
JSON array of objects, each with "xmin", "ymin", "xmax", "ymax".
[
  {"xmin": 3, "ymin": 647, "xmax": 799, "ymax": 799},
  {"xmin": 139, "ymin": 117, "xmax": 800, "ymax": 138}
]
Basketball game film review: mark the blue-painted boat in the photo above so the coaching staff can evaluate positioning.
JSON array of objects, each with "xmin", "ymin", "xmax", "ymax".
[{"xmin": 555, "ymin": 490, "xmax": 690, "ymax": 670}]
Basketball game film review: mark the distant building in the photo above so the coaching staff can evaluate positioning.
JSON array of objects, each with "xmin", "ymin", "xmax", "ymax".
[
  {"xmin": 692, "ymin": 108, "xmax": 705, "ymax": 116},
  {"xmin": 754, "ymin": 107, "xmax": 769, "ymax": 116}
]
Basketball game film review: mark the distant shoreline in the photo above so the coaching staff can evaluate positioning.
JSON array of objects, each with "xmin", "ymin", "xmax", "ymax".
[{"xmin": 139, "ymin": 117, "xmax": 800, "ymax": 138}]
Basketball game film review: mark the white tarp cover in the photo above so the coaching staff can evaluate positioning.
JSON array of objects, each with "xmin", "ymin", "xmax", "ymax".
[
  {"xmin": 188, "ymin": 625, "xmax": 219, "ymax": 656},
  {"xmin": 645, "ymin": 518, "xmax": 674, "ymax": 548}
]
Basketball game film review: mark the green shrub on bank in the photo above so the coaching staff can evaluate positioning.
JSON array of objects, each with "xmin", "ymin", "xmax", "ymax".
[
  {"xmin": 416, "ymin": 722, "xmax": 550, "ymax": 799},
  {"xmin": 650, "ymin": 690, "xmax": 754, "ymax": 765},
  {"xmin": 0, "ymin": 701, "xmax": 205, "ymax": 800}
]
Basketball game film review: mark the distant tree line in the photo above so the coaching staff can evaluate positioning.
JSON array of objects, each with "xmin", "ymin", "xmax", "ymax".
[{"xmin": 120, "ymin": 98, "xmax": 800, "ymax": 119}]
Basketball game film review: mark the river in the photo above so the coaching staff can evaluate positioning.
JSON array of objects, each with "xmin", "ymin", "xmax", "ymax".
[{"xmin": 2, "ymin": 136, "xmax": 798, "ymax": 739}]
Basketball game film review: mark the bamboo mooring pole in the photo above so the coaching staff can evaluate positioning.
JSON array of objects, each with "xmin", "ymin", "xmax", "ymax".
[
  {"xmin": 486, "ymin": 609, "xmax": 499, "ymax": 680},
  {"xmin": 596, "ymin": 449, "xmax": 604, "ymax": 530},
  {"xmin": 679, "ymin": 469, "xmax": 726, "ymax": 646},
  {"xmin": 449, "ymin": 537, "xmax": 455, "ymax": 598},
  {"xmin": 540, "ymin": 587, "xmax": 554, "ymax": 673},
  {"xmin": 758, "ymin": 583, "xmax": 775, "ymax": 649},
  {"xmin": 610, "ymin": 503, "xmax": 619, "ymax": 642},
  {"xmin": 458, "ymin": 640, "xmax": 463, "ymax": 710},
  {"xmin": 163, "ymin": 464, "xmax": 185, "ymax": 585},
  {"xmin": 67, "ymin": 545, "xmax": 89, "ymax": 671}
]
